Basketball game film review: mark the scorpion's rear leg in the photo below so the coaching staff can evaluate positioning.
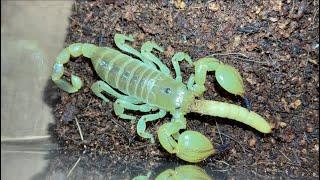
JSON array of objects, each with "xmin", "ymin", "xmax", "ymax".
[
  {"xmin": 141, "ymin": 41, "xmax": 171, "ymax": 76},
  {"xmin": 114, "ymin": 34, "xmax": 156, "ymax": 69},
  {"xmin": 137, "ymin": 109, "xmax": 166, "ymax": 143},
  {"xmin": 91, "ymin": 80, "xmax": 150, "ymax": 120},
  {"xmin": 114, "ymin": 99, "xmax": 153, "ymax": 120},
  {"xmin": 171, "ymin": 52, "xmax": 193, "ymax": 82},
  {"xmin": 91, "ymin": 80, "xmax": 137, "ymax": 103}
]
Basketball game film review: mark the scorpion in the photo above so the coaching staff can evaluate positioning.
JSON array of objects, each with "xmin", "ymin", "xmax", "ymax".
[
  {"xmin": 133, "ymin": 165, "xmax": 211, "ymax": 180},
  {"xmin": 52, "ymin": 34, "xmax": 272, "ymax": 163}
]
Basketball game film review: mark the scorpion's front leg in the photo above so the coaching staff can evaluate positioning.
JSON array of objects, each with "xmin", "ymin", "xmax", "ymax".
[
  {"xmin": 140, "ymin": 41, "xmax": 171, "ymax": 76},
  {"xmin": 157, "ymin": 114, "xmax": 214, "ymax": 163},
  {"xmin": 171, "ymin": 52, "xmax": 193, "ymax": 82},
  {"xmin": 114, "ymin": 34, "xmax": 156, "ymax": 69},
  {"xmin": 192, "ymin": 57, "xmax": 245, "ymax": 98},
  {"xmin": 137, "ymin": 109, "xmax": 166, "ymax": 143},
  {"xmin": 171, "ymin": 52, "xmax": 195, "ymax": 92}
]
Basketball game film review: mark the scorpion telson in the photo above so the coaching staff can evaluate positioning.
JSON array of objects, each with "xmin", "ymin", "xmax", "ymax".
[{"xmin": 52, "ymin": 34, "xmax": 272, "ymax": 163}]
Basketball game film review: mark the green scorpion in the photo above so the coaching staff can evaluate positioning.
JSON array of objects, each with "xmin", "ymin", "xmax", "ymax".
[
  {"xmin": 133, "ymin": 165, "xmax": 211, "ymax": 180},
  {"xmin": 52, "ymin": 34, "xmax": 271, "ymax": 163}
]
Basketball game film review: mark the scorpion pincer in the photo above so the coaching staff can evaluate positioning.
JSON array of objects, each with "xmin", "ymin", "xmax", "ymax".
[{"xmin": 51, "ymin": 34, "xmax": 272, "ymax": 163}]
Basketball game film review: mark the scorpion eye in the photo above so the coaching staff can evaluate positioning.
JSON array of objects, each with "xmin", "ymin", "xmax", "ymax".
[{"xmin": 164, "ymin": 87, "xmax": 172, "ymax": 94}]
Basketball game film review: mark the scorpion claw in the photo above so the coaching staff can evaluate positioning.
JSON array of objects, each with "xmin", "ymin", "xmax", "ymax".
[
  {"xmin": 176, "ymin": 131, "xmax": 215, "ymax": 163},
  {"xmin": 158, "ymin": 122, "xmax": 214, "ymax": 163},
  {"xmin": 215, "ymin": 64, "xmax": 245, "ymax": 96}
]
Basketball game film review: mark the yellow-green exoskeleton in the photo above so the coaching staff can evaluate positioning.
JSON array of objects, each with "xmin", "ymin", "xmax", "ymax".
[
  {"xmin": 52, "ymin": 34, "xmax": 272, "ymax": 163},
  {"xmin": 132, "ymin": 165, "xmax": 211, "ymax": 180}
]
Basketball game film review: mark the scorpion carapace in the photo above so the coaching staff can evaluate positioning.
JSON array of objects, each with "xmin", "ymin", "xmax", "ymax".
[{"xmin": 52, "ymin": 34, "xmax": 272, "ymax": 163}]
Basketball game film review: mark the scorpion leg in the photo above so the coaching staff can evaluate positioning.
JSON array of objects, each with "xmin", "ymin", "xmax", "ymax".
[
  {"xmin": 157, "ymin": 114, "xmax": 214, "ymax": 163},
  {"xmin": 187, "ymin": 74, "xmax": 195, "ymax": 91},
  {"xmin": 171, "ymin": 52, "xmax": 192, "ymax": 82},
  {"xmin": 91, "ymin": 80, "xmax": 137, "ymax": 103},
  {"xmin": 114, "ymin": 34, "xmax": 156, "ymax": 69},
  {"xmin": 114, "ymin": 99, "xmax": 154, "ymax": 120},
  {"xmin": 91, "ymin": 81, "xmax": 153, "ymax": 120},
  {"xmin": 141, "ymin": 41, "xmax": 171, "ymax": 76},
  {"xmin": 137, "ymin": 109, "xmax": 167, "ymax": 143},
  {"xmin": 193, "ymin": 57, "xmax": 245, "ymax": 97}
]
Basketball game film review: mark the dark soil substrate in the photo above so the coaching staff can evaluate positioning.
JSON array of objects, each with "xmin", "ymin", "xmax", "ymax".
[{"xmin": 44, "ymin": 0, "xmax": 319, "ymax": 179}]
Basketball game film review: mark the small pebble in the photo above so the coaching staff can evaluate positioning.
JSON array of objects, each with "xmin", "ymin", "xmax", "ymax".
[
  {"xmin": 208, "ymin": 3, "xmax": 220, "ymax": 11},
  {"xmin": 174, "ymin": 0, "xmax": 186, "ymax": 9},
  {"xmin": 269, "ymin": 17, "xmax": 278, "ymax": 22},
  {"xmin": 292, "ymin": 99, "xmax": 301, "ymax": 109},
  {"xmin": 312, "ymin": 144, "xmax": 319, "ymax": 152},
  {"xmin": 299, "ymin": 139, "xmax": 307, "ymax": 146},
  {"xmin": 230, "ymin": 148, "xmax": 237, "ymax": 154},
  {"xmin": 248, "ymin": 137, "xmax": 257, "ymax": 147},
  {"xmin": 279, "ymin": 121, "xmax": 287, "ymax": 128},
  {"xmin": 306, "ymin": 126, "xmax": 313, "ymax": 133},
  {"xmin": 301, "ymin": 148, "xmax": 307, "ymax": 155},
  {"xmin": 164, "ymin": 46, "xmax": 175, "ymax": 58}
]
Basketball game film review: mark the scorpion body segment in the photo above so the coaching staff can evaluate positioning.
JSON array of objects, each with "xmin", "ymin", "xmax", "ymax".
[
  {"xmin": 52, "ymin": 34, "xmax": 272, "ymax": 163},
  {"xmin": 53, "ymin": 43, "xmax": 194, "ymax": 113}
]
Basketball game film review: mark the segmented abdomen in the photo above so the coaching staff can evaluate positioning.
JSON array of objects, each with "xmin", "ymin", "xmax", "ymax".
[{"xmin": 93, "ymin": 48, "xmax": 164, "ymax": 102}]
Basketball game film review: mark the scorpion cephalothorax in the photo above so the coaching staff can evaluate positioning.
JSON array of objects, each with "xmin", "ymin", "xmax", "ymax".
[{"xmin": 52, "ymin": 34, "xmax": 271, "ymax": 163}]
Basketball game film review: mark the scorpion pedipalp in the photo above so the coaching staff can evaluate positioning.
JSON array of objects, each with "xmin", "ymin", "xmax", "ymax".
[{"xmin": 157, "ymin": 121, "xmax": 215, "ymax": 163}]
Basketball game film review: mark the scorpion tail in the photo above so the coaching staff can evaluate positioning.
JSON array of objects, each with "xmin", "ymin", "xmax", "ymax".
[
  {"xmin": 190, "ymin": 100, "xmax": 272, "ymax": 133},
  {"xmin": 51, "ymin": 43, "xmax": 98, "ymax": 93}
]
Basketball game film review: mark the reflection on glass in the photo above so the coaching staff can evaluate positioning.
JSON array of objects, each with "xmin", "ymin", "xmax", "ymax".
[{"xmin": 133, "ymin": 165, "xmax": 212, "ymax": 180}]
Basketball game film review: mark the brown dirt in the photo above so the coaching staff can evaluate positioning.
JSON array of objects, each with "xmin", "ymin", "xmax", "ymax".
[{"xmin": 45, "ymin": 0, "xmax": 319, "ymax": 179}]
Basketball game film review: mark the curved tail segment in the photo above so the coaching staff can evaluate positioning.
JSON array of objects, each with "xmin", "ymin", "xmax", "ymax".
[
  {"xmin": 190, "ymin": 100, "xmax": 272, "ymax": 133},
  {"xmin": 51, "ymin": 43, "xmax": 98, "ymax": 93}
]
